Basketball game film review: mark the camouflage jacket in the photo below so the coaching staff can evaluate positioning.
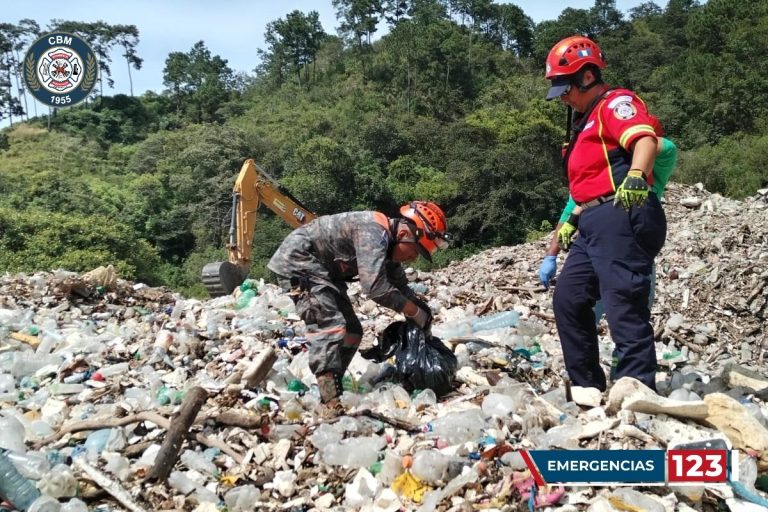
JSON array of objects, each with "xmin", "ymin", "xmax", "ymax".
[{"xmin": 268, "ymin": 211, "xmax": 415, "ymax": 312}]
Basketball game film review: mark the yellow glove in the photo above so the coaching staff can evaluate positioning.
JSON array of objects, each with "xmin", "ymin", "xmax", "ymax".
[
  {"xmin": 613, "ymin": 169, "xmax": 649, "ymax": 210},
  {"xmin": 557, "ymin": 214, "xmax": 579, "ymax": 251}
]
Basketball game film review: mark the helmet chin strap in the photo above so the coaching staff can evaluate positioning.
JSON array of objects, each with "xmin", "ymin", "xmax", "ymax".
[{"xmin": 573, "ymin": 67, "xmax": 601, "ymax": 92}]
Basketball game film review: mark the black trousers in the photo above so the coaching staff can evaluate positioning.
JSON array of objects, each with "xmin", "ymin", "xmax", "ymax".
[{"xmin": 553, "ymin": 193, "xmax": 667, "ymax": 391}]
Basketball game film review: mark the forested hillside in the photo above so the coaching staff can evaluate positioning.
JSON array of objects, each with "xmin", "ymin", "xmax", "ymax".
[{"xmin": 1, "ymin": 0, "xmax": 767, "ymax": 297}]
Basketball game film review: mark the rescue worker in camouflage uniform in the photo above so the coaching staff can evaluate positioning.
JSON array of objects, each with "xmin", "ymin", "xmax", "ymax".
[{"xmin": 268, "ymin": 201, "xmax": 450, "ymax": 405}]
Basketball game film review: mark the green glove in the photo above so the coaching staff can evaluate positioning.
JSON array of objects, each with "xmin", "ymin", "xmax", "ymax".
[
  {"xmin": 557, "ymin": 214, "xmax": 579, "ymax": 251},
  {"xmin": 613, "ymin": 169, "xmax": 649, "ymax": 210}
]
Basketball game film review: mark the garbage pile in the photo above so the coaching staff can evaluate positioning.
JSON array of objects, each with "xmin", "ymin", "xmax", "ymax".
[{"xmin": 1, "ymin": 182, "xmax": 767, "ymax": 512}]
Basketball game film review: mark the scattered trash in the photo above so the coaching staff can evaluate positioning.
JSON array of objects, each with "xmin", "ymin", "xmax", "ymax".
[{"xmin": 0, "ymin": 183, "xmax": 766, "ymax": 509}]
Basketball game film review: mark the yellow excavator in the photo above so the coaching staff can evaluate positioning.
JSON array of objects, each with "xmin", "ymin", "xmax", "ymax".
[{"xmin": 201, "ymin": 159, "xmax": 317, "ymax": 297}]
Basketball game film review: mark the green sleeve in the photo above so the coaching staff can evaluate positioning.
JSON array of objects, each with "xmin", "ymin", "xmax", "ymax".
[
  {"xmin": 651, "ymin": 138, "xmax": 677, "ymax": 199},
  {"xmin": 559, "ymin": 195, "xmax": 577, "ymax": 223}
]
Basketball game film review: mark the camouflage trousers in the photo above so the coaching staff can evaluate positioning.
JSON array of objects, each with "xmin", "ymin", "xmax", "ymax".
[{"xmin": 276, "ymin": 275, "xmax": 363, "ymax": 378}]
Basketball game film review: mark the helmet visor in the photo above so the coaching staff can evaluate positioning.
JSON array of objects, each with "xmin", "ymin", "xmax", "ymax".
[{"xmin": 546, "ymin": 76, "xmax": 572, "ymax": 100}]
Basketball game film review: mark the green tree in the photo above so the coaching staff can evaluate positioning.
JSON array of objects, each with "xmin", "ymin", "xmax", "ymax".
[
  {"xmin": 333, "ymin": 0, "xmax": 383, "ymax": 78},
  {"xmin": 260, "ymin": 10, "xmax": 326, "ymax": 86},
  {"xmin": 282, "ymin": 136, "xmax": 357, "ymax": 214},
  {"xmin": 114, "ymin": 25, "xmax": 143, "ymax": 96},
  {"xmin": 163, "ymin": 41, "xmax": 236, "ymax": 123}
]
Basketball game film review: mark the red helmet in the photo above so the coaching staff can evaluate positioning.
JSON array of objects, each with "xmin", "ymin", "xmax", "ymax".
[
  {"xmin": 545, "ymin": 35, "xmax": 606, "ymax": 79},
  {"xmin": 400, "ymin": 201, "xmax": 449, "ymax": 261}
]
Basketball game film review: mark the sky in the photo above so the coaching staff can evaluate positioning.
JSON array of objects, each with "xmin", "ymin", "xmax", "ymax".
[{"xmin": 4, "ymin": 0, "xmax": 666, "ymax": 108}]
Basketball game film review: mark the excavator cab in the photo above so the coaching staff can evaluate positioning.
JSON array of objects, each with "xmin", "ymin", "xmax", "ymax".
[{"xmin": 201, "ymin": 159, "xmax": 316, "ymax": 297}]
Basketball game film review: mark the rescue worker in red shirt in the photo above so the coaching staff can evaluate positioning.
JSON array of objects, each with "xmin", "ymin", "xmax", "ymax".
[
  {"xmin": 268, "ymin": 201, "xmax": 449, "ymax": 408},
  {"xmin": 542, "ymin": 35, "xmax": 666, "ymax": 391}
]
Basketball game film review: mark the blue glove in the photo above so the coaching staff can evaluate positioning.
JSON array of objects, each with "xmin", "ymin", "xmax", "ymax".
[{"xmin": 539, "ymin": 255, "xmax": 557, "ymax": 289}]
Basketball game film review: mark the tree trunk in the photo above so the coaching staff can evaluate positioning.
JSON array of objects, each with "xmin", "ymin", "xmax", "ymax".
[
  {"xmin": 126, "ymin": 57, "xmax": 134, "ymax": 96},
  {"xmin": 13, "ymin": 49, "xmax": 29, "ymax": 121}
]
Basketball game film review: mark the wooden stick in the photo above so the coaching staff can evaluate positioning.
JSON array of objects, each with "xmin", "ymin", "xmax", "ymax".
[
  {"xmin": 530, "ymin": 310, "xmax": 555, "ymax": 322},
  {"xmin": 499, "ymin": 285, "xmax": 546, "ymax": 293},
  {"xmin": 34, "ymin": 410, "xmax": 171, "ymax": 448},
  {"xmin": 74, "ymin": 458, "xmax": 147, "ymax": 512},
  {"xmin": 148, "ymin": 386, "xmax": 208, "ymax": 482},
  {"xmin": 34, "ymin": 406, "xmax": 244, "ymax": 464},
  {"xmin": 214, "ymin": 410, "xmax": 268, "ymax": 429},
  {"xmin": 241, "ymin": 347, "xmax": 278, "ymax": 388},
  {"xmin": 669, "ymin": 331, "xmax": 704, "ymax": 353},
  {"xmin": 124, "ymin": 440, "xmax": 154, "ymax": 458}
]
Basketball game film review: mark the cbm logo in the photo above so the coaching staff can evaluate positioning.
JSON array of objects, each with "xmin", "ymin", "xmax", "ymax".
[{"xmin": 23, "ymin": 32, "xmax": 98, "ymax": 107}]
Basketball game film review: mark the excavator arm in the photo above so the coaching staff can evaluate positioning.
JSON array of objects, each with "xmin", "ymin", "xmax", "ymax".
[{"xmin": 201, "ymin": 159, "xmax": 317, "ymax": 297}]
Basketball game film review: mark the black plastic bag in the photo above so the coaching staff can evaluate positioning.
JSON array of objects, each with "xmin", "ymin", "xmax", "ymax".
[{"xmin": 375, "ymin": 320, "xmax": 457, "ymax": 397}]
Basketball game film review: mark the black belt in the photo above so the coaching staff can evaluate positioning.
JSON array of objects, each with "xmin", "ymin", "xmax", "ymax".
[{"xmin": 578, "ymin": 194, "xmax": 615, "ymax": 209}]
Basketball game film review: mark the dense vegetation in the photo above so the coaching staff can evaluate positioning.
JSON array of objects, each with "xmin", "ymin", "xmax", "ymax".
[{"xmin": 1, "ymin": 0, "xmax": 766, "ymax": 297}]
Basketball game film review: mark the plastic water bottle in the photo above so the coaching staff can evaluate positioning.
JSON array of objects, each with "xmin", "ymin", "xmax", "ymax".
[
  {"xmin": 95, "ymin": 362, "xmax": 129, "ymax": 379},
  {"xmin": 471, "ymin": 310, "xmax": 521, "ymax": 333},
  {"xmin": 0, "ymin": 449, "xmax": 42, "ymax": 510},
  {"xmin": 170, "ymin": 300, "xmax": 185, "ymax": 320},
  {"xmin": 7, "ymin": 450, "xmax": 50, "ymax": 480}
]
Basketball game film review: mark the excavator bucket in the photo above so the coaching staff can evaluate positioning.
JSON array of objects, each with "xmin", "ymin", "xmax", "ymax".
[{"xmin": 201, "ymin": 261, "xmax": 248, "ymax": 297}]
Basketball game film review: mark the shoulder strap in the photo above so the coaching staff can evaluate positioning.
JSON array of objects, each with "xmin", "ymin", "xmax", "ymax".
[
  {"xmin": 562, "ymin": 87, "xmax": 616, "ymax": 171},
  {"xmin": 373, "ymin": 212, "xmax": 398, "ymax": 247}
]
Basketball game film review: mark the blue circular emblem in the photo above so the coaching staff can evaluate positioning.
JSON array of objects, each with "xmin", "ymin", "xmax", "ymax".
[{"xmin": 23, "ymin": 32, "xmax": 98, "ymax": 108}]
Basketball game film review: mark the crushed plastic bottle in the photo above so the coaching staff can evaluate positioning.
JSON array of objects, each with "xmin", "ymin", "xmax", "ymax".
[
  {"xmin": 60, "ymin": 498, "xmax": 87, "ymax": 512},
  {"xmin": 0, "ymin": 449, "xmax": 42, "ymax": 510},
  {"xmin": 739, "ymin": 454, "xmax": 758, "ymax": 492},
  {"xmin": 27, "ymin": 496, "xmax": 61, "ymax": 512},
  {"xmin": 410, "ymin": 449, "xmax": 449, "ymax": 485},
  {"xmin": 84, "ymin": 429, "xmax": 125, "ymax": 461},
  {"xmin": 0, "ymin": 416, "xmax": 26, "ymax": 453},
  {"xmin": 320, "ymin": 436, "xmax": 386, "ymax": 467},
  {"xmin": 224, "ymin": 485, "xmax": 261, "ymax": 511},
  {"xmin": 412, "ymin": 388, "xmax": 437, "ymax": 409},
  {"xmin": 235, "ymin": 289, "xmax": 257, "ymax": 310},
  {"xmin": 103, "ymin": 453, "xmax": 130, "ymax": 481},
  {"xmin": 471, "ymin": 310, "xmax": 520, "ymax": 333},
  {"xmin": 408, "ymin": 282, "xmax": 429, "ymax": 294},
  {"xmin": 180, "ymin": 449, "xmax": 218, "ymax": 476},
  {"xmin": 610, "ymin": 488, "xmax": 665, "ymax": 512},
  {"xmin": 481, "ymin": 392, "xmax": 519, "ymax": 417},
  {"xmin": 423, "ymin": 409, "xmax": 487, "ymax": 445},
  {"xmin": 0, "ymin": 373, "xmax": 15, "ymax": 393},
  {"xmin": 38, "ymin": 464, "xmax": 78, "ymax": 498},
  {"xmin": 167, "ymin": 471, "xmax": 218, "ymax": 504}
]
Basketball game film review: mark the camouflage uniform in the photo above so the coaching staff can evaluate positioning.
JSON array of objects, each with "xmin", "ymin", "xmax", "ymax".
[{"xmin": 268, "ymin": 211, "xmax": 416, "ymax": 398}]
